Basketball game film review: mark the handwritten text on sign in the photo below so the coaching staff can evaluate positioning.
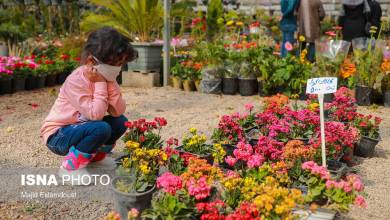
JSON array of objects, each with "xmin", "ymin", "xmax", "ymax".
[{"xmin": 306, "ymin": 77, "xmax": 338, "ymax": 94}]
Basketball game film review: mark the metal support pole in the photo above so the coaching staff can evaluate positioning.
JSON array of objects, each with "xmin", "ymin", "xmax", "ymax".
[{"xmin": 163, "ymin": 0, "xmax": 171, "ymax": 86}]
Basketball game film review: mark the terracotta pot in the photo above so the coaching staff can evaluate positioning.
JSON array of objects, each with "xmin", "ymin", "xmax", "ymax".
[
  {"xmin": 171, "ymin": 77, "xmax": 183, "ymax": 89},
  {"xmin": 194, "ymin": 80, "xmax": 201, "ymax": 91},
  {"xmin": 183, "ymin": 80, "xmax": 195, "ymax": 92}
]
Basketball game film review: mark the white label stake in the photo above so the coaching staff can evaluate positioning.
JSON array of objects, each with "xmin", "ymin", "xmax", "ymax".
[
  {"xmin": 318, "ymin": 94, "xmax": 326, "ymax": 167},
  {"xmin": 306, "ymin": 77, "xmax": 338, "ymax": 167}
]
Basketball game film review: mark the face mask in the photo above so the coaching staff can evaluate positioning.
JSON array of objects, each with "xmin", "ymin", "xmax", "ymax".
[{"xmin": 93, "ymin": 56, "xmax": 122, "ymax": 82}]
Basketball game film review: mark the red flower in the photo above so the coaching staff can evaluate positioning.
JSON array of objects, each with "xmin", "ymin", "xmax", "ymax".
[
  {"xmin": 333, "ymin": 26, "xmax": 343, "ymax": 31},
  {"xmin": 124, "ymin": 121, "xmax": 133, "ymax": 128},
  {"xmin": 60, "ymin": 54, "xmax": 70, "ymax": 60},
  {"xmin": 325, "ymin": 31, "xmax": 337, "ymax": 37}
]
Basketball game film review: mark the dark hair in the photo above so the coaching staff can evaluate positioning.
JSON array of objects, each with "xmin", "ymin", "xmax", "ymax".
[{"xmin": 81, "ymin": 27, "xmax": 137, "ymax": 65}]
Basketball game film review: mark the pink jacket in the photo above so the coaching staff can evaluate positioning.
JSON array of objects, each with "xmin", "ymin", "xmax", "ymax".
[{"xmin": 40, "ymin": 65, "xmax": 126, "ymax": 144}]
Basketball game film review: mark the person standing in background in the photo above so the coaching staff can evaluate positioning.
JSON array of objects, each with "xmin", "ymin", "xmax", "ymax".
[
  {"xmin": 297, "ymin": 0, "xmax": 325, "ymax": 62},
  {"xmin": 367, "ymin": 0, "xmax": 382, "ymax": 38},
  {"xmin": 280, "ymin": 0, "xmax": 300, "ymax": 57},
  {"xmin": 339, "ymin": 0, "xmax": 370, "ymax": 42}
]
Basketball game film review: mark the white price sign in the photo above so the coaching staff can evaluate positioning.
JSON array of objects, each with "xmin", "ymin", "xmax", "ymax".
[
  {"xmin": 306, "ymin": 77, "xmax": 338, "ymax": 94},
  {"xmin": 305, "ymin": 77, "xmax": 338, "ymax": 167}
]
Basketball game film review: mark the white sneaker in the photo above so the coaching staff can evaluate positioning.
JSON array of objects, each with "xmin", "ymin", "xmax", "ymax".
[
  {"xmin": 88, "ymin": 156, "xmax": 116, "ymax": 170},
  {"xmin": 58, "ymin": 166, "xmax": 93, "ymax": 186}
]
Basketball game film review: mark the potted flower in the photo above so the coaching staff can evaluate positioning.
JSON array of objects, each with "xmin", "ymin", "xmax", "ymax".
[
  {"xmin": 193, "ymin": 41, "xmax": 225, "ymax": 94},
  {"xmin": 381, "ymin": 57, "xmax": 390, "ymax": 107},
  {"xmin": 33, "ymin": 64, "xmax": 47, "ymax": 89},
  {"xmin": 112, "ymin": 117, "xmax": 168, "ymax": 219},
  {"xmin": 56, "ymin": 54, "xmax": 73, "ymax": 84},
  {"xmin": 81, "ymin": 0, "xmax": 164, "ymax": 72},
  {"xmin": 238, "ymin": 61, "xmax": 257, "ymax": 96},
  {"xmin": 352, "ymin": 34, "xmax": 385, "ymax": 106},
  {"xmin": 23, "ymin": 56, "xmax": 40, "ymax": 90},
  {"xmin": 177, "ymin": 128, "xmax": 215, "ymax": 164},
  {"xmin": 12, "ymin": 60, "xmax": 32, "ymax": 92},
  {"xmin": 300, "ymin": 161, "xmax": 367, "ymax": 212},
  {"xmin": 181, "ymin": 60, "xmax": 196, "ymax": 92},
  {"xmin": 352, "ymin": 114, "xmax": 381, "ymax": 157},
  {"xmin": 0, "ymin": 57, "xmax": 13, "ymax": 95},
  {"xmin": 43, "ymin": 59, "xmax": 57, "ymax": 86},
  {"xmin": 113, "ymin": 144, "xmax": 168, "ymax": 220},
  {"xmin": 221, "ymin": 48, "xmax": 241, "ymax": 95},
  {"xmin": 170, "ymin": 61, "xmax": 184, "ymax": 90},
  {"xmin": 315, "ymin": 32, "xmax": 351, "ymax": 102}
]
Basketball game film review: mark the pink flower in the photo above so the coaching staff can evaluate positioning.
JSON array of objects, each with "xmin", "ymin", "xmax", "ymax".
[
  {"xmin": 244, "ymin": 103, "xmax": 254, "ymax": 111},
  {"xmin": 326, "ymin": 180, "xmax": 336, "ymax": 189},
  {"xmin": 302, "ymin": 161, "xmax": 330, "ymax": 180},
  {"xmin": 247, "ymin": 154, "xmax": 264, "ymax": 168},
  {"xmin": 354, "ymin": 195, "xmax": 367, "ymax": 208},
  {"xmin": 225, "ymin": 156, "xmax": 237, "ymax": 167},
  {"xmin": 157, "ymin": 172, "xmax": 183, "ymax": 195},
  {"xmin": 129, "ymin": 208, "xmax": 139, "ymax": 218},
  {"xmin": 233, "ymin": 142, "xmax": 253, "ymax": 161},
  {"xmin": 284, "ymin": 42, "xmax": 293, "ymax": 51},
  {"xmin": 225, "ymin": 170, "xmax": 239, "ymax": 178},
  {"xmin": 187, "ymin": 177, "xmax": 211, "ymax": 200},
  {"xmin": 353, "ymin": 179, "xmax": 364, "ymax": 192}
]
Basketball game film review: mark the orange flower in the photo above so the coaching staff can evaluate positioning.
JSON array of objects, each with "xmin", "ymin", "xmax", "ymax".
[
  {"xmin": 339, "ymin": 58, "xmax": 356, "ymax": 79},
  {"xmin": 193, "ymin": 62, "xmax": 203, "ymax": 71},
  {"xmin": 381, "ymin": 59, "xmax": 390, "ymax": 73}
]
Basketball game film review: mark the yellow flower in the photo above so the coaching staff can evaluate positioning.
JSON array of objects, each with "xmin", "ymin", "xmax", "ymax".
[
  {"xmin": 160, "ymin": 152, "xmax": 168, "ymax": 161},
  {"xmin": 189, "ymin": 127, "xmax": 197, "ymax": 134},
  {"xmin": 299, "ymin": 35, "xmax": 306, "ymax": 42},
  {"xmin": 226, "ymin": 20, "xmax": 234, "ymax": 26},
  {"xmin": 126, "ymin": 141, "xmax": 140, "ymax": 149},
  {"xmin": 236, "ymin": 21, "xmax": 244, "ymax": 26},
  {"xmin": 309, "ymin": 102, "xmax": 319, "ymax": 111},
  {"xmin": 290, "ymin": 94, "xmax": 299, "ymax": 100},
  {"xmin": 139, "ymin": 164, "xmax": 150, "ymax": 174}
]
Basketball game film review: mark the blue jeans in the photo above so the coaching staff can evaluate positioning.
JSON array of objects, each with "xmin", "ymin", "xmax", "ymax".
[
  {"xmin": 281, "ymin": 31, "xmax": 295, "ymax": 57},
  {"xmin": 47, "ymin": 115, "xmax": 128, "ymax": 156}
]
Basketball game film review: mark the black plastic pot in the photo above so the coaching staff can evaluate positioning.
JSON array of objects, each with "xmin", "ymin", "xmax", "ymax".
[
  {"xmin": 355, "ymin": 85, "xmax": 373, "ymax": 106},
  {"xmin": 25, "ymin": 76, "xmax": 37, "ymax": 90},
  {"xmin": 46, "ymin": 74, "xmax": 57, "ymax": 87},
  {"xmin": 239, "ymin": 78, "xmax": 258, "ymax": 96},
  {"xmin": 272, "ymin": 87, "xmax": 285, "ymax": 95},
  {"xmin": 354, "ymin": 136, "xmax": 380, "ymax": 157},
  {"xmin": 327, "ymin": 160, "xmax": 347, "ymax": 180},
  {"xmin": 0, "ymin": 79, "xmax": 13, "ymax": 95},
  {"xmin": 57, "ymin": 72, "xmax": 67, "ymax": 84},
  {"xmin": 384, "ymin": 91, "xmax": 390, "ymax": 107},
  {"xmin": 36, "ymin": 76, "xmax": 46, "ymax": 89},
  {"xmin": 222, "ymin": 77, "xmax": 238, "ymax": 95},
  {"xmin": 323, "ymin": 93, "xmax": 335, "ymax": 103},
  {"xmin": 111, "ymin": 176, "xmax": 155, "ymax": 220},
  {"xmin": 258, "ymin": 80, "xmax": 267, "ymax": 97},
  {"xmin": 12, "ymin": 78, "xmax": 26, "ymax": 92}
]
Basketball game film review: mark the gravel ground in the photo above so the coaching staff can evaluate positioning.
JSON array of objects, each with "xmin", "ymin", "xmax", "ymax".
[{"xmin": 0, "ymin": 86, "xmax": 389, "ymax": 220}]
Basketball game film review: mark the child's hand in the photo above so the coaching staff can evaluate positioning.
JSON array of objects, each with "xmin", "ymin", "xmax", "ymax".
[{"xmin": 85, "ymin": 66, "xmax": 106, "ymax": 82}]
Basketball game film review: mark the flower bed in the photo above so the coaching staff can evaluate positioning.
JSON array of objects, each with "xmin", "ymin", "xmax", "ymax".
[
  {"xmin": 0, "ymin": 54, "xmax": 78, "ymax": 94},
  {"xmin": 108, "ymin": 87, "xmax": 378, "ymax": 219}
]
